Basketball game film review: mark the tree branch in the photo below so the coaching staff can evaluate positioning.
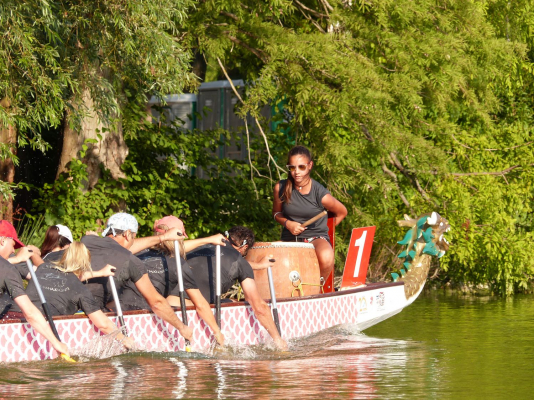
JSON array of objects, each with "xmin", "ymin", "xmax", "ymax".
[
  {"xmin": 381, "ymin": 163, "xmax": 414, "ymax": 213},
  {"xmin": 220, "ymin": 11, "xmax": 239, "ymax": 21},
  {"xmin": 217, "ymin": 57, "xmax": 284, "ymax": 180},
  {"xmin": 389, "ymin": 152, "xmax": 434, "ymax": 204},
  {"xmin": 293, "ymin": 0, "xmax": 328, "ymax": 18},
  {"xmin": 224, "ymin": 34, "xmax": 267, "ymax": 63}
]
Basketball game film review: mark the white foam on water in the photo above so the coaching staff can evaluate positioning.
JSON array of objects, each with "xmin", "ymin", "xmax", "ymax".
[{"xmin": 71, "ymin": 328, "xmax": 134, "ymax": 360}]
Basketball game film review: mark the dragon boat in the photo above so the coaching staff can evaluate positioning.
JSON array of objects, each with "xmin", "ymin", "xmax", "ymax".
[{"xmin": 0, "ymin": 212, "xmax": 450, "ymax": 362}]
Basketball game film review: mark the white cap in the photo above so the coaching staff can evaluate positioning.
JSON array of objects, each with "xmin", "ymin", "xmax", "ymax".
[
  {"xmin": 102, "ymin": 213, "xmax": 139, "ymax": 237},
  {"xmin": 56, "ymin": 224, "xmax": 73, "ymax": 243}
]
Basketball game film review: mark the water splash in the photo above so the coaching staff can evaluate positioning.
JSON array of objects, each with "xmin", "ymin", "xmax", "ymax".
[{"xmin": 71, "ymin": 329, "xmax": 134, "ymax": 360}]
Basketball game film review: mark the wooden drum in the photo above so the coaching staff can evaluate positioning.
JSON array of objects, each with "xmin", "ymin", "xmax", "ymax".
[{"xmin": 246, "ymin": 242, "xmax": 321, "ymax": 299}]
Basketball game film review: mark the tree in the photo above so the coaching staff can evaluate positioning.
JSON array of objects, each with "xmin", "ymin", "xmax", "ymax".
[
  {"xmin": 183, "ymin": 0, "xmax": 534, "ymax": 294},
  {"xmin": 0, "ymin": 0, "xmax": 196, "ymax": 218}
]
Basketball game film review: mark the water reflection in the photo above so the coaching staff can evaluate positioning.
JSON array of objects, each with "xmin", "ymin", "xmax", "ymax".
[{"xmin": 1, "ymin": 292, "xmax": 533, "ymax": 398}]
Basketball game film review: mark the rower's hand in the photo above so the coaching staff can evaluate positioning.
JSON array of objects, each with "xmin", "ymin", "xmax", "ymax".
[
  {"xmin": 55, "ymin": 342, "xmax": 70, "ymax": 358},
  {"xmin": 274, "ymin": 337, "xmax": 288, "ymax": 352},
  {"xmin": 179, "ymin": 324, "xmax": 193, "ymax": 342},
  {"xmin": 161, "ymin": 227, "xmax": 185, "ymax": 241},
  {"xmin": 85, "ymin": 230, "xmax": 99, "ymax": 236},
  {"xmin": 286, "ymin": 220, "xmax": 306, "ymax": 236},
  {"xmin": 207, "ymin": 233, "xmax": 226, "ymax": 246},
  {"xmin": 26, "ymin": 245, "xmax": 41, "ymax": 257},
  {"xmin": 254, "ymin": 255, "xmax": 275, "ymax": 270},
  {"xmin": 214, "ymin": 331, "xmax": 225, "ymax": 346},
  {"xmin": 101, "ymin": 264, "xmax": 116, "ymax": 277},
  {"xmin": 10, "ymin": 247, "xmax": 34, "ymax": 263},
  {"xmin": 121, "ymin": 337, "xmax": 135, "ymax": 350}
]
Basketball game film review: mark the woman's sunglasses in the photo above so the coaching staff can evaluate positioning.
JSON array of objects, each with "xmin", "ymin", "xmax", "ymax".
[{"xmin": 286, "ymin": 163, "xmax": 309, "ymax": 172}]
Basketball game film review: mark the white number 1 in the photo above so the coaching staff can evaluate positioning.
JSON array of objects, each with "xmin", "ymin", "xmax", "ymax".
[{"xmin": 353, "ymin": 230, "xmax": 367, "ymax": 278}]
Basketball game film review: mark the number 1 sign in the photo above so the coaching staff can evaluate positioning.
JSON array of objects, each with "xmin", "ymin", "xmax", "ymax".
[{"xmin": 341, "ymin": 226, "xmax": 376, "ymax": 288}]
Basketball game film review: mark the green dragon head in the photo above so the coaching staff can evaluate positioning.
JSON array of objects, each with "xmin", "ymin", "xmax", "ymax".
[{"xmin": 392, "ymin": 212, "xmax": 451, "ymax": 300}]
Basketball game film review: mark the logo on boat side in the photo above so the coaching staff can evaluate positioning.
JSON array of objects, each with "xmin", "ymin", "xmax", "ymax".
[
  {"xmin": 376, "ymin": 292, "xmax": 385, "ymax": 307},
  {"xmin": 358, "ymin": 296, "xmax": 368, "ymax": 313}
]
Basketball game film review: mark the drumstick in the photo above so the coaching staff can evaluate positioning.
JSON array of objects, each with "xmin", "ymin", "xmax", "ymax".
[{"xmin": 301, "ymin": 210, "xmax": 328, "ymax": 227}]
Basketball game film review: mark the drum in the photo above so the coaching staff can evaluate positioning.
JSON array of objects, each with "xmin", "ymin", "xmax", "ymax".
[{"xmin": 246, "ymin": 242, "xmax": 322, "ymax": 299}]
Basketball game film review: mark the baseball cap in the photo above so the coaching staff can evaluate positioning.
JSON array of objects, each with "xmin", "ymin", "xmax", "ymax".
[
  {"xmin": 0, "ymin": 220, "xmax": 25, "ymax": 249},
  {"xmin": 55, "ymin": 224, "xmax": 73, "ymax": 243},
  {"xmin": 102, "ymin": 213, "xmax": 139, "ymax": 237},
  {"xmin": 153, "ymin": 216, "xmax": 188, "ymax": 238}
]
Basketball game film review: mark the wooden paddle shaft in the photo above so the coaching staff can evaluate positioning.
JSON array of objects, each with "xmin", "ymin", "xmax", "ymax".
[{"xmin": 301, "ymin": 210, "xmax": 328, "ymax": 227}]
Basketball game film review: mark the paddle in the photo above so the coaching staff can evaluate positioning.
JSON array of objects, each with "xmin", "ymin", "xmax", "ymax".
[
  {"xmin": 173, "ymin": 241, "xmax": 191, "ymax": 352},
  {"xmin": 25, "ymin": 259, "xmax": 76, "ymax": 363},
  {"xmin": 215, "ymin": 244, "xmax": 221, "ymax": 328},
  {"xmin": 267, "ymin": 265, "xmax": 282, "ymax": 336},
  {"xmin": 108, "ymin": 275, "xmax": 127, "ymax": 335}
]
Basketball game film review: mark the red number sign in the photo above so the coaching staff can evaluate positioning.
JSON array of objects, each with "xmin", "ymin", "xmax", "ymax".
[{"xmin": 341, "ymin": 226, "xmax": 376, "ymax": 288}]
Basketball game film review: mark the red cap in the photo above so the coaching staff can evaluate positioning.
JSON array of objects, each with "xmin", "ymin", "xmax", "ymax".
[
  {"xmin": 0, "ymin": 220, "xmax": 24, "ymax": 249},
  {"xmin": 153, "ymin": 216, "xmax": 188, "ymax": 238}
]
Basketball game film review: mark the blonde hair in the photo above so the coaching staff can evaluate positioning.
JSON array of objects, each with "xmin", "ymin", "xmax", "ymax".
[
  {"xmin": 53, "ymin": 242, "xmax": 93, "ymax": 280},
  {"xmin": 153, "ymin": 224, "xmax": 186, "ymax": 259}
]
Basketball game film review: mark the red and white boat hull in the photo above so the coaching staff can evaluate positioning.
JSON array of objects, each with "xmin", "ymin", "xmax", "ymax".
[{"xmin": 0, "ymin": 282, "xmax": 409, "ymax": 363}]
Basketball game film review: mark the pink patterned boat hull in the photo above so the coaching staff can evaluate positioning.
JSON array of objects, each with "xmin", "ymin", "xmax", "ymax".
[{"xmin": 0, "ymin": 281, "xmax": 410, "ymax": 362}]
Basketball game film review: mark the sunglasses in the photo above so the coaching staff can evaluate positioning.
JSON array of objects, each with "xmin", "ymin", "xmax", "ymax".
[
  {"xmin": 286, "ymin": 164, "xmax": 309, "ymax": 172},
  {"xmin": 224, "ymin": 231, "xmax": 247, "ymax": 248}
]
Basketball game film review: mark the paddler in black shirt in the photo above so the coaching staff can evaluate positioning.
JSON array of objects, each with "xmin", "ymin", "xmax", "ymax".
[
  {"xmin": 82, "ymin": 213, "xmax": 228, "ymax": 345},
  {"xmin": 122, "ymin": 216, "xmax": 225, "ymax": 346},
  {"xmin": 168, "ymin": 224, "xmax": 288, "ymax": 351},
  {"xmin": 0, "ymin": 220, "xmax": 70, "ymax": 358},
  {"xmin": 13, "ymin": 224, "xmax": 73, "ymax": 280},
  {"xmin": 14, "ymin": 224, "xmax": 112, "ymax": 282},
  {"xmin": 17, "ymin": 241, "xmax": 134, "ymax": 349}
]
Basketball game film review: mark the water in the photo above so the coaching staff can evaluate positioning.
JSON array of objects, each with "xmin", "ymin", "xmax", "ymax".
[{"xmin": 1, "ymin": 291, "xmax": 533, "ymax": 399}]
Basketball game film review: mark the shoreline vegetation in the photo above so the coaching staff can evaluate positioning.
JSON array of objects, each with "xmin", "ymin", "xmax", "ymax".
[{"xmin": 2, "ymin": 1, "xmax": 534, "ymax": 296}]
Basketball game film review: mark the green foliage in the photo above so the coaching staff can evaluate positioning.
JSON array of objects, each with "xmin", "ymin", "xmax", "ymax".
[
  {"xmin": 9, "ymin": 0, "xmax": 534, "ymax": 296},
  {"xmin": 35, "ymin": 112, "xmax": 283, "ymax": 241},
  {"xmin": 185, "ymin": 0, "xmax": 534, "ymax": 295},
  {"xmin": 0, "ymin": 0, "xmax": 195, "ymax": 170}
]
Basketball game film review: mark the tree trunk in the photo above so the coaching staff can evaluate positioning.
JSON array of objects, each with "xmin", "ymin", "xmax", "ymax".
[
  {"xmin": 57, "ymin": 89, "xmax": 128, "ymax": 189},
  {"xmin": 0, "ymin": 98, "xmax": 16, "ymax": 223}
]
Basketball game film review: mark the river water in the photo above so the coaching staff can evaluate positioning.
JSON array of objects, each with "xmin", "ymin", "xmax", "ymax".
[{"xmin": 0, "ymin": 290, "xmax": 532, "ymax": 399}]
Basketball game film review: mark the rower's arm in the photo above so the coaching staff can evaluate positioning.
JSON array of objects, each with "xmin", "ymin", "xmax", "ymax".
[
  {"xmin": 185, "ymin": 288, "xmax": 224, "ymax": 346},
  {"xmin": 129, "ymin": 227, "xmax": 184, "ymax": 254},
  {"xmin": 240, "ymin": 278, "xmax": 288, "ymax": 351},
  {"xmin": 80, "ymin": 265, "xmax": 116, "ymax": 281},
  {"xmin": 135, "ymin": 274, "xmax": 193, "ymax": 341},
  {"xmin": 183, "ymin": 234, "xmax": 227, "ymax": 253},
  {"xmin": 86, "ymin": 310, "xmax": 134, "ymax": 349},
  {"xmin": 14, "ymin": 295, "xmax": 70, "ymax": 357}
]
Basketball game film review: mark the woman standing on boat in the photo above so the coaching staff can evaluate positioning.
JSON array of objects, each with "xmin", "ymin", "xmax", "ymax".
[{"xmin": 272, "ymin": 146, "xmax": 347, "ymax": 280}]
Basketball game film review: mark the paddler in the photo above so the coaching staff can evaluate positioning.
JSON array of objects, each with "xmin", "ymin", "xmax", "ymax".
[
  {"xmin": 10, "ymin": 241, "xmax": 134, "ymax": 349},
  {"xmin": 0, "ymin": 220, "xmax": 70, "ymax": 357},
  {"xmin": 224, "ymin": 226, "xmax": 274, "ymax": 270},
  {"xmin": 120, "ymin": 216, "xmax": 225, "ymax": 346},
  {"xmin": 14, "ymin": 224, "xmax": 113, "ymax": 282},
  {"xmin": 81, "ymin": 213, "xmax": 227, "ymax": 345},
  {"xmin": 167, "ymin": 221, "xmax": 288, "ymax": 351},
  {"xmin": 272, "ymin": 145, "xmax": 347, "ymax": 280}
]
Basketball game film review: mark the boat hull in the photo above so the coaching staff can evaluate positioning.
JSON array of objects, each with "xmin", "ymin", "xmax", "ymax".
[{"xmin": 0, "ymin": 282, "xmax": 408, "ymax": 362}]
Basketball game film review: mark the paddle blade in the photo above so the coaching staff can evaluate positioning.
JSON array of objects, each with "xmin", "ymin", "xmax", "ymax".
[{"xmin": 61, "ymin": 353, "xmax": 77, "ymax": 363}]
